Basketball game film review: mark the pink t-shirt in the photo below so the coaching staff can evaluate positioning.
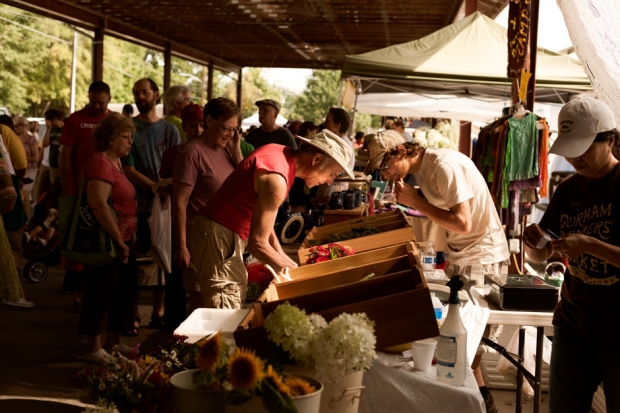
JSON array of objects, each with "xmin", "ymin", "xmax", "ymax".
[
  {"xmin": 173, "ymin": 140, "xmax": 235, "ymax": 215},
  {"xmin": 84, "ymin": 153, "xmax": 137, "ymax": 242},
  {"xmin": 201, "ymin": 144, "xmax": 296, "ymax": 240},
  {"xmin": 60, "ymin": 108, "xmax": 111, "ymax": 195}
]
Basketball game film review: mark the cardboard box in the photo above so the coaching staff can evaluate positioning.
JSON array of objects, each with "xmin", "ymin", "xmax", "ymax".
[
  {"xmin": 234, "ymin": 269, "xmax": 439, "ymax": 357},
  {"xmin": 298, "ymin": 226, "xmax": 415, "ymax": 265},
  {"xmin": 309, "ymin": 210, "xmax": 400, "ymax": 235}
]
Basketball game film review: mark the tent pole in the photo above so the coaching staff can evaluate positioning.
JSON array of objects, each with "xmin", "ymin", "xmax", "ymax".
[
  {"xmin": 337, "ymin": 79, "xmax": 344, "ymax": 107},
  {"xmin": 350, "ymin": 87, "xmax": 359, "ymax": 137},
  {"xmin": 526, "ymin": 0, "xmax": 540, "ymax": 112}
]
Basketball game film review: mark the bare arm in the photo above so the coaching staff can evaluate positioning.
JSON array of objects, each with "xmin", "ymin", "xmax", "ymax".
[
  {"xmin": 123, "ymin": 165, "xmax": 154, "ymax": 191},
  {"xmin": 247, "ymin": 172, "xmax": 298, "ymax": 272},
  {"xmin": 172, "ymin": 182, "xmax": 193, "ymax": 270},
  {"xmin": 87, "ymin": 179, "xmax": 129, "ymax": 262},
  {"xmin": 27, "ymin": 140, "xmax": 39, "ymax": 164},
  {"xmin": 59, "ymin": 144, "xmax": 73, "ymax": 196},
  {"xmin": 394, "ymin": 179, "xmax": 472, "ymax": 234},
  {"xmin": 41, "ymin": 121, "xmax": 51, "ymax": 147},
  {"xmin": 556, "ymin": 235, "xmax": 620, "ymax": 268}
]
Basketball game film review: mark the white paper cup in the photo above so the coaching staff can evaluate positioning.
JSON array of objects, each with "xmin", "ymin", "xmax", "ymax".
[{"xmin": 411, "ymin": 338, "xmax": 437, "ymax": 372}]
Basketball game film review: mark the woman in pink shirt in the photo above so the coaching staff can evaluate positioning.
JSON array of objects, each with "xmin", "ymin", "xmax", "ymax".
[{"xmin": 78, "ymin": 113, "xmax": 138, "ymax": 365}]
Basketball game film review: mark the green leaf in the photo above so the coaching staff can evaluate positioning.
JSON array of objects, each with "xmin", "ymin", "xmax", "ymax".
[
  {"xmin": 261, "ymin": 380, "xmax": 296, "ymax": 413},
  {"xmin": 226, "ymin": 389, "xmax": 253, "ymax": 406},
  {"xmin": 360, "ymin": 273, "xmax": 375, "ymax": 281}
]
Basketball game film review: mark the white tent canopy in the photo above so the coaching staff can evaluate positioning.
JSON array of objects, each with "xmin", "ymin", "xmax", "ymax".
[
  {"xmin": 355, "ymin": 93, "xmax": 563, "ymax": 132},
  {"xmin": 241, "ymin": 112, "xmax": 288, "ymax": 130}
]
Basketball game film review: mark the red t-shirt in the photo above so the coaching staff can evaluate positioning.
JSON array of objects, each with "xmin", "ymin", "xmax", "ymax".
[
  {"xmin": 201, "ymin": 144, "xmax": 296, "ymax": 240},
  {"xmin": 173, "ymin": 140, "xmax": 236, "ymax": 216},
  {"xmin": 59, "ymin": 108, "xmax": 111, "ymax": 195},
  {"xmin": 84, "ymin": 153, "xmax": 137, "ymax": 242}
]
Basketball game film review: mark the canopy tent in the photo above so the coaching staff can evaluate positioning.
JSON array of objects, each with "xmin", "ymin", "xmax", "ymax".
[
  {"xmin": 241, "ymin": 112, "xmax": 288, "ymax": 130},
  {"xmin": 355, "ymin": 93, "xmax": 563, "ymax": 132},
  {"xmin": 341, "ymin": 11, "xmax": 592, "ymax": 104}
]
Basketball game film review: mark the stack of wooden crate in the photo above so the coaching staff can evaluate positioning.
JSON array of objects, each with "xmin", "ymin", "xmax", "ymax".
[{"xmin": 234, "ymin": 212, "xmax": 439, "ymax": 357}]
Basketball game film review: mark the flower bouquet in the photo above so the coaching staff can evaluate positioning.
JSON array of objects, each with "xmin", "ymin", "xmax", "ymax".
[
  {"xmin": 189, "ymin": 332, "xmax": 320, "ymax": 413},
  {"xmin": 75, "ymin": 336, "xmax": 198, "ymax": 413},
  {"xmin": 305, "ymin": 243, "xmax": 354, "ymax": 265},
  {"xmin": 264, "ymin": 302, "xmax": 377, "ymax": 384}
]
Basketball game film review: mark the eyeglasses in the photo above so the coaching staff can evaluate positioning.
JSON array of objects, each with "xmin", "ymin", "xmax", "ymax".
[
  {"xmin": 214, "ymin": 118, "xmax": 238, "ymax": 135},
  {"xmin": 132, "ymin": 90, "xmax": 154, "ymax": 98}
]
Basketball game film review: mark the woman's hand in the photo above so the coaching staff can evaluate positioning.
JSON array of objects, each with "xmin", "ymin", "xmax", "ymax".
[
  {"xmin": 551, "ymin": 234, "xmax": 590, "ymax": 260},
  {"xmin": 176, "ymin": 246, "xmax": 191, "ymax": 271},
  {"xmin": 393, "ymin": 179, "xmax": 422, "ymax": 209},
  {"xmin": 228, "ymin": 128, "xmax": 241, "ymax": 150},
  {"xmin": 116, "ymin": 240, "xmax": 130, "ymax": 264}
]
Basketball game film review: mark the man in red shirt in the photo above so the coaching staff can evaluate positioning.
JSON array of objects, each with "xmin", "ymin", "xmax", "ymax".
[
  {"xmin": 58, "ymin": 81, "xmax": 112, "ymax": 312},
  {"xmin": 188, "ymin": 130, "xmax": 354, "ymax": 308}
]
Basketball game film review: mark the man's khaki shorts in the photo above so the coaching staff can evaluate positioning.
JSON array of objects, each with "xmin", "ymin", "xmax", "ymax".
[{"xmin": 190, "ymin": 215, "xmax": 247, "ymax": 309}]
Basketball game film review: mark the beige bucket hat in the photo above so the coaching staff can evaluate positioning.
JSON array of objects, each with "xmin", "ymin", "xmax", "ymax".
[{"xmin": 296, "ymin": 130, "xmax": 355, "ymax": 178}]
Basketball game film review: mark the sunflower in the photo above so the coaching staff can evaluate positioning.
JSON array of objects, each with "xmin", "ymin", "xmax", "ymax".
[
  {"xmin": 284, "ymin": 377, "xmax": 316, "ymax": 396},
  {"xmin": 227, "ymin": 348, "xmax": 265, "ymax": 390},
  {"xmin": 195, "ymin": 332, "xmax": 224, "ymax": 372},
  {"xmin": 264, "ymin": 364, "xmax": 291, "ymax": 396}
]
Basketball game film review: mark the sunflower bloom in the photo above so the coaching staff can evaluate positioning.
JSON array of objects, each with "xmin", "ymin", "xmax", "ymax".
[
  {"xmin": 195, "ymin": 332, "xmax": 223, "ymax": 372},
  {"xmin": 265, "ymin": 365, "xmax": 291, "ymax": 396},
  {"xmin": 227, "ymin": 348, "xmax": 264, "ymax": 390},
  {"xmin": 284, "ymin": 377, "xmax": 315, "ymax": 396}
]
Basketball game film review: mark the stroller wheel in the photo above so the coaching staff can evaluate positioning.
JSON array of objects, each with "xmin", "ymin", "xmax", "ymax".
[{"xmin": 24, "ymin": 261, "xmax": 48, "ymax": 283}]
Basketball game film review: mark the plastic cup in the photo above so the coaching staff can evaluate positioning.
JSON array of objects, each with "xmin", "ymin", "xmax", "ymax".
[{"xmin": 411, "ymin": 338, "xmax": 437, "ymax": 372}]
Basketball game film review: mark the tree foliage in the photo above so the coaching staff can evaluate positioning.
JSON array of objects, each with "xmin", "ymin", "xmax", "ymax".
[
  {"xmin": 289, "ymin": 70, "xmax": 341, "ymax": 124},
  {"xmin": 0, "ymin": 4, "xmax": 91, "ymax": 116}
]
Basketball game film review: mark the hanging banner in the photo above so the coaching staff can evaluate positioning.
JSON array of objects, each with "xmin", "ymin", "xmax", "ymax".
[{"xmin": 507, "ymin": 0, "xmax": 531, "ymax": 78}]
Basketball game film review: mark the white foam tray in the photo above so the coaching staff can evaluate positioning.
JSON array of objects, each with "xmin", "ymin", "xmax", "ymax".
[{"xmin": 174, "ymin": 308, "xmax": 249, "ymax": 344}]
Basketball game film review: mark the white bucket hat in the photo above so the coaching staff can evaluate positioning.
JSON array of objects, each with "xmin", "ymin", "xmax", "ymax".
[
  {"xmin": 550, "ymin": 97, "xmax": 617, "ymax": 158},
  {"xmin": 296, "ymin": 130, "xmax": 355, "ymax": 178},
  {"xmin": 365, "ymin": 130, "xmax": 407, "ymax": 173}
]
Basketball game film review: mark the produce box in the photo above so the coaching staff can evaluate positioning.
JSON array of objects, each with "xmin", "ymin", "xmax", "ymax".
[
  {"xmin": 298, "ymin": 226, "xmax": 415, "ymax": 265},
  {"xmin": 234, "ymin": 269, "xmax": 439, "ymax": 356},
  {"xmin": 308, "ymin": 210, "xmax": 400, "ymax": 235},
  {"xmin": 302, "ymin": 211, "xmax": 409, "ymax": 248},
  {"xmin": 290, "ymin": 242, "xmax": 417, "ymax": 281},
  {"xmin": 484, "ymin": 274, "xmax": 559, "ymax": 312}
]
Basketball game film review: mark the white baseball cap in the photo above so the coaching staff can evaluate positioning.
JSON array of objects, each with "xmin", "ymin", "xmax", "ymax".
[
  {"xmin": 296, "ymin": 130, "xmax": 355, "ymax": 178},
  {"xmin": 550, "ymin": 97, "xmax": 617, "ymax": 158}
]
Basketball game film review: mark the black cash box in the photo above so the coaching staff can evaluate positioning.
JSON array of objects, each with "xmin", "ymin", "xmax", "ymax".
[{"xmin": 484, "ymin": 274, "xmax": 559, "ymax": 312}]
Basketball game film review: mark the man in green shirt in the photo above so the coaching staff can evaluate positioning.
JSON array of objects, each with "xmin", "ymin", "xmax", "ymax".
[{"xmin": 163, "ymin": 85, "xmax": 192, "ymax": 143}]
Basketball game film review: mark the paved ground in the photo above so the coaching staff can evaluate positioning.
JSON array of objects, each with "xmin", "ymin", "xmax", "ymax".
[{"xmin": 0, "ymin": 257, "xmax": 172, "ymax": 412}]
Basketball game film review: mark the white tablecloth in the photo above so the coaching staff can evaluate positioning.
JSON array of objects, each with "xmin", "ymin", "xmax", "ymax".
[{"xmin": 360, "ymin": 352, "xmax": 485, "ymax": 413}]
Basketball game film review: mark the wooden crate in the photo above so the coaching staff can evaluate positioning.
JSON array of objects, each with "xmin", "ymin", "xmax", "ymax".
[
  {"xmin": 290, "ymin": 242, "xmax": 417, "ymax": 281},
  {"xmin": 298, "ymin": 226, "xmax": 415, "ymax": 265},
  {"xmin": 310, "ymin": 210, "xmax": 401, "ymax": 235},
  {"xmin": 303, "ymin": 212, "xmax": 408, "ymax": 248},
  {"xmin": 234, "ymin": 270, "xmax": 439, "ymax": 357}
]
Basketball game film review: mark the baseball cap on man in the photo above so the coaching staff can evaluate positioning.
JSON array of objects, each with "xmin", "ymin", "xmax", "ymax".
[
  {"xmin": 549, "ymin": 97, "xmax": 617, "ymax": 158},
  {"xmin": 181, "ymin": 103, "xmax": 204, "ymax": 123},
  {"xmin": 365, "ymin": 130, "xmax": 406, "ymax": 172},
  {"xmin": 296, "ymin": 130, "xmax": 355, "ymax": 179},
  {"xmin": 255, "ymin": 99, "xmax": 281, "ymax": 112}
]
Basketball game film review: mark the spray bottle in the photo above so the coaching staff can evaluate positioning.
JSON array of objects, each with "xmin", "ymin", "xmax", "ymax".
[{"xmin": 436, "ymin": 275, "xmax": 468, "ymax": 386}]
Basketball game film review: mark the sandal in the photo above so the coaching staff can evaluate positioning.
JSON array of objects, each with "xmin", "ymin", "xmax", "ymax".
[{"xmin": 121, "ymin": 317, "xmax": 140, "ymax": 337}]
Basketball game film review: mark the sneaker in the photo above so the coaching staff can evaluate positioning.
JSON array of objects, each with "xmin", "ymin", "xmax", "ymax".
[
  {"xmin": 106, "ymin": 343, "xmax": 139, "ymax": 358},
  {"xmin": 482, "ymin": 388, "xmax": 499, "ymax": 413},
  {"xmin": 3, "ymin": 298, "xmax": 35, "ymax": 308},
  {"xmin": 79, "ymin": 348, "xmax": 115, "ymax": 365}
]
